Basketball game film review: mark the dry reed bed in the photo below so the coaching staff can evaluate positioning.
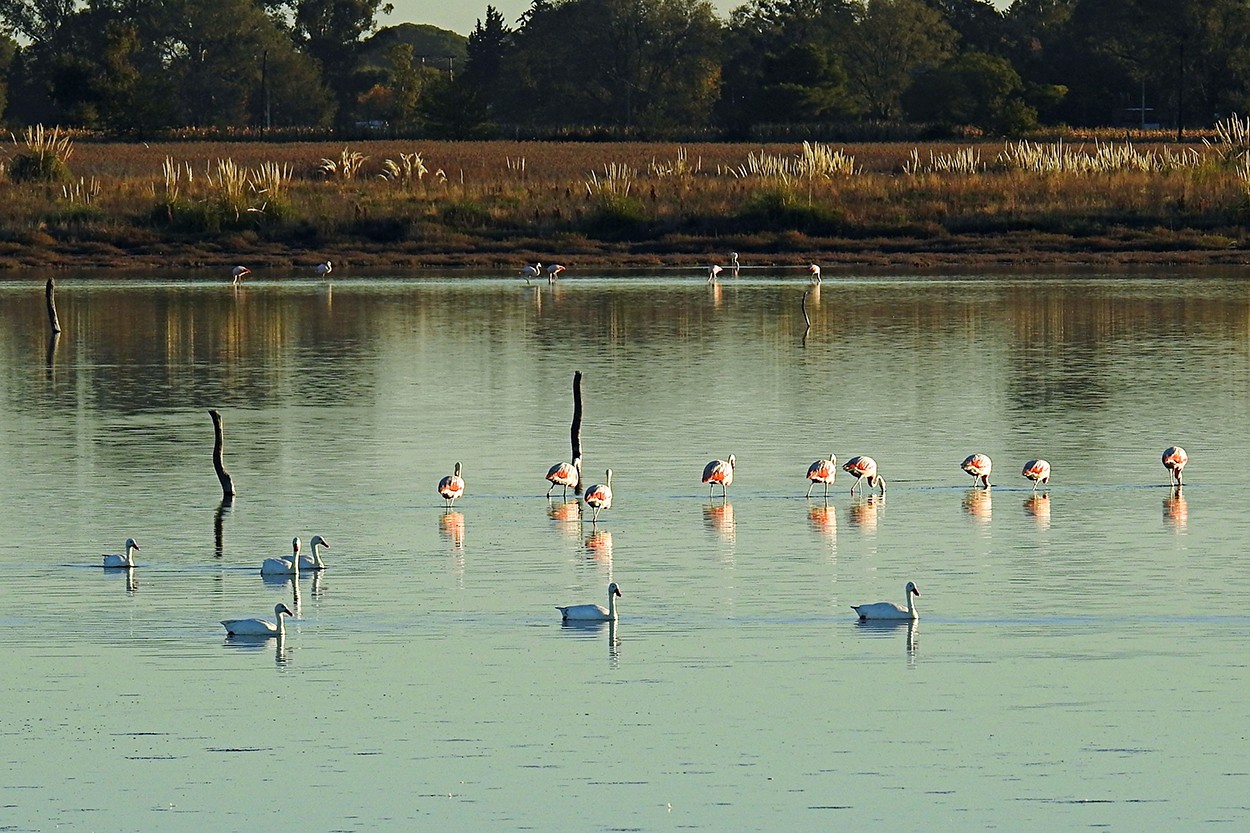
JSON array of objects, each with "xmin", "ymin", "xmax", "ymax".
[{"xmin": 2, "ymin": 134, "xmax": 1249, "ymax": 270}]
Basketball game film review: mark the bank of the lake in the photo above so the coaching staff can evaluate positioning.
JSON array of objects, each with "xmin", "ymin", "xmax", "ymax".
[{"xmin": 3, "ymin": 139, "xmax": 1249, "ymax": 272}]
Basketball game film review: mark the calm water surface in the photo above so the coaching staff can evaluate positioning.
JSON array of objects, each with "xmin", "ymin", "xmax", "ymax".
[{"xmin": 1, "ymin": 271, "xmax": 1249, "ymax": 831}]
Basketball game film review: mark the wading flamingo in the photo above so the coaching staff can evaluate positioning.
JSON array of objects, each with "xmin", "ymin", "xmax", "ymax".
[
  {"xmin": 703, "ymin": 454, "xmax": 736, "ymax": 497},
  {"xmin": 439, "ymin": 462, "xmax": 465, "ymax": 507},
  {"xmin": 584, "ymin": 469, "xmax": 613, "ymax": 522},
  {"xmin": 546, "ymin": 263, "xmax": 565, "ymax": 281},
  {"xmin": 843, "ymin": 455, "xmax": 885, "ymax": 495},
  {"xmin": 231, "ymin": 265, "xmax": 251, "ymax": 284},
  {"xmin": 1162, "ymin": 446, "xmax": 1188, "ymax": 487},
  {"xmin": 961, "ymin": 453, "xmax": 993, "ymax": 488},
  {"xmin": 546, "ymin": 457, "xmax": 581, "ymax": 498},
  {"xmin": 314, "ymin": 261, "xmax": 332, "ymax": 277},
  {"xmin": 806, "ymin": 452, "xmax": 837, "ymax": 498},
  {"xmin": 1022, "ymin": 458, "xmax": 1051, "ymax": 490}
]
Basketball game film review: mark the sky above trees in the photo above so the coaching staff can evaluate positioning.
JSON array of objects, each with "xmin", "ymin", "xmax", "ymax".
[{"xmin": 388, "ymin": 0, "xmax": 1008, "ymax": 36}]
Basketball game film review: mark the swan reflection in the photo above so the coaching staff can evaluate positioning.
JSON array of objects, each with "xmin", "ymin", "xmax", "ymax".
[
  {"xmin": 703, "ymin": 500, "xmax": 736, "ymax": 543},
  {"xmin": 1023, "ymin": 493, "xmax": 1051, "ymax": 529},
  {"xmin": 558, "ymin": 619, "xmax": 621, "ymax": 666},
  {"xmin": 847, "ymin": 495, "xmax": 882, "ymax": 532},
  {"xmin": 856, "ymin": 619, "xmax": 918, "ymax": 662},
  {"xmin": 1163, "ymin": 488, "xmax": 1188, "ymax": 531},
  {"xmin": 103, "ymin": 565, "xmax": 139, "ymax": 594},
  {"xmin": 962, "ymin": 488, "xmax": 992, "ymax": 524},
  {"xmin": 439, "ymin": 510, "xmax": 465, "ymax": 551}
]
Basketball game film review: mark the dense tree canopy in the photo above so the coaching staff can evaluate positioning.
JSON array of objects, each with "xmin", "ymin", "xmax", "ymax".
[{"xmin": 4, "ymin": 0, "xmax": 1250, "ymax": 136}]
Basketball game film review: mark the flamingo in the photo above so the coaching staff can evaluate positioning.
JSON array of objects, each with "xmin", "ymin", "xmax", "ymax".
[
  {"xmin": 584, "ymin": 469, "xmax": 613, "ymax": 522},
  {"xmin": 521, "ymin": 262, "xmax": 542, "ymax": 282},
  {"xmin": 546, "ymin": 457, "xmax": 581, "ymax": 498},
  {"xmin": 808, "ymin": 264, "xmax": 821, "ymax": 284},
  {"xmin": 961, "ymin": 453, "xmax": 992, "ymax": 488},
  {"xmin": 702, "ymin": 454, "xmax": 736, "ymax": 497},
  {"xmin": 296, "ymin": 534, "xmax": 331, "ymax": 571},
  {"xmin": 843, "ymin": 455, "xmax": 885, "ymax": 494},
  {"xmin": 260, "ymin": 537, "xmax": 302, "ymax": 575},
  {"xmin": 729, "ymin": 252, "xmax": 740, "ymax": 276},
  {"xmin": 707, "ymin": 264, "xmax": 722, "ymax": 283},
  {"xmin": 806, "ymin": 452, "xmax": 837, "ymax": 498},
  {"xmin": 314, "ymin": 261, "xmax": 332, "ymax": 277},
  {"xmin": 546, "ymin": 263, "xmax": 565, "ymax": 282},
  {"xmin": 102, "ymin": 538, "xmax": 140, "ymax": 568},
  {"xmin": 557, "ymin": 582, "xmax": 621, "ymax": 621},
  {"xmin": 1022, "ymin": 458, "xmax": 1051, "ymax": 490},
  {"xmin": 439, "ymin": 462, "xmax": 465, "ymax": 507},
  {"xmin": 231, "ymin": 265, "xmax": 251, "ymax": 285},
  {"xmin": 1162, "ymin": 446, "xmax": 1188, "ymax": 486},
  {"xmin": 222, "ymin": 603, "xmax": 295, "ymax": 637},
  {"xmin": 852, "ymin": 581, "xmax": 920, "ymax": 621}
]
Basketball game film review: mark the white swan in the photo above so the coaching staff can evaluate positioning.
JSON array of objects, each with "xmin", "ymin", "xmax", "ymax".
[
  {"xmin": 852, "ymin": 581, "xmax": 920, "ymax": 620},
  {"xmin": 222, "ymin": 603, "xmax": 295, "ymax": 637},
  {"xmin": 260, "ymin": 537, "xmax": 302, "ymax": 575},
  {"xmin": 557, "ymin": 582, "xmax": 622, "ymax": 621},
  {"xmin": 297, "ymin": 535, "xmax": 331, "ymax": 570},
  {"xmin": 102, "ymin": 538, "xmax": 140, "ymax": 568}
]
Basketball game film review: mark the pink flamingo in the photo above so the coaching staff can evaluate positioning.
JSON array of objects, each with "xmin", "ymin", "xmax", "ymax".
[
  {"xmin": 707, "ymin": 264, "xmax": 722, "ymax": 283},
  {"xmin": 808, "ymin": 264, "xmax": 821, "ymax": 284},
  {"xmin": 1162, "ymin": 446, "xmax": 1188, "ymax": 486},
  {"xmin": 546, "ymin": 263, "xmax": 565, "ymax": 282},
  {"xmin": 584, "ymin": 468, "xmax": 613, "ymax": 523},
  {"xmin": 546, "ymin": 457, "xmax": 581, "ymax": 498},
  {"xmin": 314, "ymin": 261, "xmax": 332, "ymax": 277},
  {"xmin": 961, "ymin": 453, "xmax": 992, "ymax": 488},
  {"xmin": 806, "ymin": 452, "xmax": 837, "ymax": 498},
  {"xmin": 231, "ymin": 265, "xmax": 251, "ymax": 285},
  {"xmin": 842, "ymin": 455, "xmax": 885, "ymax": 495},
  {"xmin": 1021, "ymin": 458, "xmax": 1051, "ymax": 490},
  {"xmin": 520, "ymin": 262, "xmax": 542, "ymax": 282},
  {"xmin": 438, "ymin": 462, "xmax": 465, "ymax": 507},
  {"xmin": 702, "ymin": 454, "xmax": 736, "ymax": 497}
]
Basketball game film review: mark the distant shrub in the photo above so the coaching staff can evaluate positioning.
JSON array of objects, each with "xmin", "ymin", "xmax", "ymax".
[{"xmin": 9, "ymin": 125, "xmax": 74, "ymax": 184}]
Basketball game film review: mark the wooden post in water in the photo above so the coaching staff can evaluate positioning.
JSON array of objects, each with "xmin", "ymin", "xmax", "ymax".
[
  {"xmin": 800, "ymin": 290, "xmax": 812, "ymax": 347},
  {"xmin": 45, "ymin": 278, "xmax": 62, "ymax": 334},
  {"xmin": 570, "ymin": 371, "xmax": 583, "ymax": 496},
  {"xmin": 209, "ymin": 409, "xmax": 235, "ymax": 502}
]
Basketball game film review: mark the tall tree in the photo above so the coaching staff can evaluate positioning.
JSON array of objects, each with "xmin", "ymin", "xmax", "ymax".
[
  {"xmin": 292, "ymin": 0, "xmax": 394, "ymax": 123},
  {"xmin": 842, "ymin": 0, "xmax": 957, "ymax": 120}
]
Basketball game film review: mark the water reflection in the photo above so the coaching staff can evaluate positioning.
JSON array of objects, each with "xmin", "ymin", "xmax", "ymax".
[
  {"xmin": 847, "ymin": 495, "xmax": 882, "ymax": 532},
  {"xmin": 1023, "ymin": 493, "xmax": 1051, "ymax": 529},
  {"xmin": 439, "ymin": 510, "xmax": 465, "ymax": 551},
  {"xmin": 807, "ymin": 502, "xmax": 837, "ymax": 555},
  {"xmin": 703, "ymin": 500, "xmax": 736, "ymax": 543},
  {"xmin": 962, "ymin": 488, "xmax": 992, "ymax": 525},
  {"xmin": 856, "ymin": 619, "xmax": 919, "ymax": 664},
  {"xmin": 1163, "ymin": 488, "xmax": 1188, "ymax": 531},
  {"xmin": 102, "ymin": 565, "xmax": 139, "ymax": 594},
  {"xmin": 558, "ymin": 619, "xmax": 620, "ymax": 668},
  {"xmin": 584, "ymin": 529, "xmax": 613, "ymax": 563},
  {"xmin": 214, "ymin": 500, "xmax": 231, "ymax": 559},
  {"xmin": 547, "ymin": 499, "xmax": 582, "ymax": 539}
]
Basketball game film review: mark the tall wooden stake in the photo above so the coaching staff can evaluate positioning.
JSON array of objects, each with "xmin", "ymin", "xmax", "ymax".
[
  {"xmin": 45, "ymin": 278, "xmax": 62, "ymax": 334},
  {"xmin": 209, "ymin": 409, "xmax": 235, "ymax": 502},
  {"xmin": 571, "ymin": 371, "xmax": 583, "ymax": 496}
]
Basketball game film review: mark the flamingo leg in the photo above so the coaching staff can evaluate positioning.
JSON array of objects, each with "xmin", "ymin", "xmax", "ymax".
[
  {"xmin": 546, "ymin": 483, "xmax": 555, "ymax": 498},
  {"xmin": 806, "ymin": 482, "xmax": 814, "ymax": 498}
]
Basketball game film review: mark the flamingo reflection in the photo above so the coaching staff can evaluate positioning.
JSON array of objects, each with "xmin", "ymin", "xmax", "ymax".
[
  {"xmin": 808, "ymin": 502, "xmax": 837, "ymax": 539},
  {"xmin": 1163, "ymin": 489, "xmax": 1188, "ymax": 531},
  {"xmin": 439, "ymin": 510, "xmax": 465, "ymax": 551},
  {"xmin": 703, "ymin": 500, "xmax": 736, "ymax": 543},
  {"xmin": 847, "ymin": 495, "xmax": 882, "ymax": 532},
  {"xmin": 1023, "ymin": 493, "xmax": 1051, "ymax": 529},
  {"xmin": 585, "ymin": 528, "xmax": 613, "ymax": 562},
  {"xmin": 962, "ymin": 488, "xmax": 992, "ymax": 524}
]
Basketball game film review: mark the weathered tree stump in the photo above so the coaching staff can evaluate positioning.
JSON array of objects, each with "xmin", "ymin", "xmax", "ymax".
[
  {"xmin": 45, "ymin": 278, "xmax": 62, "ymax": 334},
  {"xmin": 209, "ymin": 409, "xmax": 235, "ymax": 502},
  {"xmin": 571, "ymin": 371, "xmax": 583, "ymax": 496}
]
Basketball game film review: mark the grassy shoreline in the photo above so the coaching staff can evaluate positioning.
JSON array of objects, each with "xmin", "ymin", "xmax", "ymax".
[{"xmin": 3, "ymin": 138, "xmax": 1249, "ymax": 273}]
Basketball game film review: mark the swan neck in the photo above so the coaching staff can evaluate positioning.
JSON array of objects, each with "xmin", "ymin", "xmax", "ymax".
[{"xmin": 607, "ymin": 588, "xmax": 618, "ymax": 619}]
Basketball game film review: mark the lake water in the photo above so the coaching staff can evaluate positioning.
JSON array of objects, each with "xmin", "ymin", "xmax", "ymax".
[{"xmin": 1, "ymin": 270, "xmax": 1248, "ymax": 831}]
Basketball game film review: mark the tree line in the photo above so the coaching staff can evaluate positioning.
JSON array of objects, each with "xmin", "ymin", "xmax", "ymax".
[{"xmin": 2, "ymin": 0, "xmax": 1249, "ymax": 138}]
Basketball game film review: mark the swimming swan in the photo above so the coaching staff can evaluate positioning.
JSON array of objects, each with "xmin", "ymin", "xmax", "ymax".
[
  {"xmin": 260, "ymin": 537, "xmax": 302, "ymax": 575},
  {"xmin": 102, "ymin": 538, "xmax": 140, "ymax": 568},
  {"xmin": 296, "ymin": 535, "xmax": 331, "ymax": 571},
  {"xmin": 557, "ymin": 582, "xmax": 622, "ymax": 621},
  {"xmin": 852, "ymin": 581, "xmax": 920, "ymax": 620},
  {"xmin": 222, "ymin": 603, "xmax": 295, "ymax": 637}
]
